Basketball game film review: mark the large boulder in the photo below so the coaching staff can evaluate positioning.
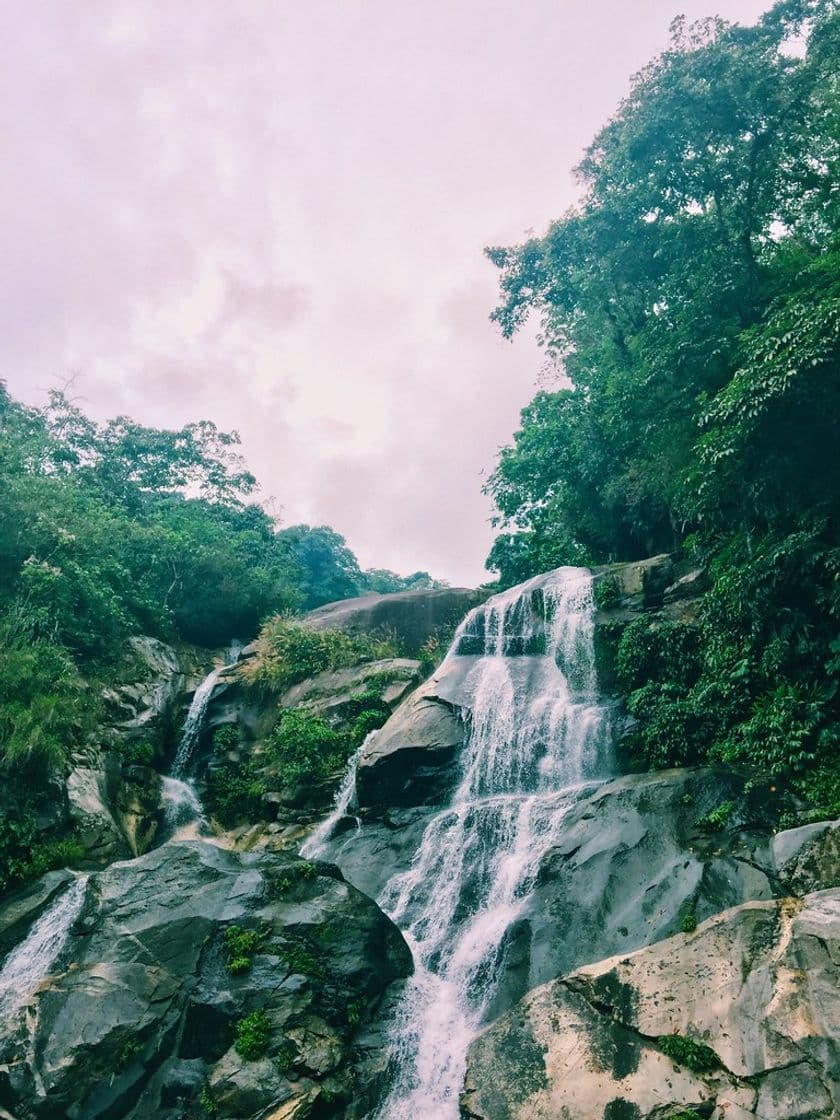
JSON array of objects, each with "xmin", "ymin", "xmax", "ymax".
[
  {"xmin": 299, "ymin": 587, "xmax": 489, "ymax": 656},
  {"xmin": 278, "ymin": 658, "xmax": 424, "ymax": 726},
  {"xmin": 0, "ymin": 840, "xmax": 411, "ymax": 1120},
  {"xmin": 462, "ymin": 889, "xmax": 840, "ymax": 1120},
  {"xmin": 354, "ymin": 669, "xmax": 471, "ymax": 808}
]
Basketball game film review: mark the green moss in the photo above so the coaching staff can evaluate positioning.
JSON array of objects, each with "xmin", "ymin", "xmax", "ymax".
[
  {"xmin": 658, "ymin": 1033, "xmax": 720, "ymax": 1072},
  {"xmin": 234, "ymin": 1010, "xmax": 272, "ymax": 1061},
  {"xmin": 223, "ymin": 924, "xmax": 266, "ymax": 974},
  {"xmin": 696, "ymin": 799, "xmax": 735, "ymax": 831}
]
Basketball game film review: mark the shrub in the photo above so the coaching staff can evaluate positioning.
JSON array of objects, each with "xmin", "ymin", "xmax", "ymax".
[
  {"xmin": 0, "ymin": 810, "xmax": 84, "ymax": 894},
  {"xmin": 243, "ymin": 619, "xmax": 397, "ymax": 695},
  {"xmin": 696, "ymin": 800, "xmax": 735, "ymax": 832},
  {"xmin": 594, "ymin": 574, "xmax": 623, "ymax": 610},
  {"xmin": 204, "ymin": 763, "xmax": 266, "ymax": 827},
  {"xmin": 678, "ymin": 902, "xmax": 697, "ymax": 934},
  {"xmin": 234, "ymin": 1010, "xmax": 272, "ymax": 1061},
  {"xmin": 658, "ymin": 1033, "xmax": 720, "ymax": 1073},
  {"xmin": 116, "ymin": 739, "xmax": 155, "ymax": 767},
  {"xmin": 616, "ymin": 618, "xmax": 701, "ymax": 693},
  {"xmin": 263, "ymin": 709, "xmax": 351, "ymax": 787},
  {"xmin": 223, "ymin": 924, "xmax": 265, "ymax": 974}
]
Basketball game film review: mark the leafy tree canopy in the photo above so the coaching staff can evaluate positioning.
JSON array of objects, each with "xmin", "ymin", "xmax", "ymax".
[{"xmin": 484, "ymin": 0, "xmax": 840, "ymax": 818}]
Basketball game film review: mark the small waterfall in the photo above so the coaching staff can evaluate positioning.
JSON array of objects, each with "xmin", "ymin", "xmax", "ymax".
[
  {"xmin": 171, "ymin": 668, "xmax": 223, "ymax": 778},
  {"xmin": 161, "ymin": 776, "xmax": 209, "ymax": 841},
  {"xmin": 299, "ymin": 739, "xmax": 367, "ymax": 859},
  {"xmin": 367, "ymin": 567, "xmax": 612, "ymax": 1120},
  {"xmin": 171, "ymin": 641, "xmax": 242, "ymax": 779},
  {"xmin": 0, "ymin": 876, "xmax": 88, "ymax": 1019}
]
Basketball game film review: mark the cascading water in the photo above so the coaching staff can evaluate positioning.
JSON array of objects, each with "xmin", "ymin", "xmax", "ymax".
[
  {"xmin": 167, "ymin": 641, "xmax": 242, "ymax": 834},
  {"xmin": 311, "ymin": 567, "xmax": 613, "ymax": 1120},
  {"xmin": 171, "ymin": 668, "xmax": 224, "ymax": 778},
  {"xmin": 0, "ymin": 875, "xmax": 88, "ymax": 1019},
  {"xmin": 299, "ymin": 740, "xmax": 366, "ymax": 859}
]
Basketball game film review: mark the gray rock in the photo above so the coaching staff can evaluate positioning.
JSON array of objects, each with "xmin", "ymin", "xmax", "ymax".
[
  {"xmin": 299, "ymin": 587, "xmax": 489, "ymax": 656},
  {"xmin": 325, "ymin": 768, "xmax": 793, "ymax": 1011},
  {"xmin": 0, "ymin": 840, "xmax": 411, "ymax": 1120},
  {"xmin": 355, "ymin": 682, "xmax": 468, "ymax": 808},
  {"xmin": 280, "ymin": 658, "xmax": 423, "ymax": 725},
  {"xmin": 773, "ymin": 819, "xmax": 840, "ymax": 895},
  {"xmin": 462, "ymin": 889, "xmax": 840, "ymax": 1120},
  {"xmin": 66, "ymin": 767, "xmax": 128, "ymax": 862}
]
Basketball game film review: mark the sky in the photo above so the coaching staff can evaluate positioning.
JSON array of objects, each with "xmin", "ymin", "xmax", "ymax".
[{"xmin": 2, "ymin": 0, "xmax": 772, "ymax": 586}]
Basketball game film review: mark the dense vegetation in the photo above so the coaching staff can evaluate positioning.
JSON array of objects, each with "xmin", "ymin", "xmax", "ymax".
[
  {"xmin": 0, "ymin": 385, "xmax": 438, "ymax": 883},
  {"xmin": 485, "ymin": 0, "xmax": 840, "ymax": 817},
  {"xmin": 205, "ymin": 620, "xmax": 399, "ymax": 824}
]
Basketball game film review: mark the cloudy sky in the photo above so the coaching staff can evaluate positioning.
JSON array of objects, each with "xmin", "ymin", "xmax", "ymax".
[{"xmin": 3, "ymin": 0, "xmax": 771, "ymax": 585}]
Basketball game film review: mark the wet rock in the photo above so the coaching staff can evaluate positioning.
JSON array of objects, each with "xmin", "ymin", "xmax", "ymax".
[
  {"xmin": 324, "ymin": 767, "xmax": 839, "ymax": 1018},
  {"xmin": 462, "ymin": 889, "xmax": 840, "ymax": 1120},
  {"xmin": 0, "ymin": 840, "xmax": 411, "ymax": 1120}
]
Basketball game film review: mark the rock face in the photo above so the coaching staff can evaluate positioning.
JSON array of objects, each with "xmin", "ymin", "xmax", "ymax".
[
  {"xmin": 353, "ymin": 664, "xmax": 472, "ymax": 808},
  {"xmin": 301, "ymin": 586, "xmax": 489, "ymax": 656},
  {"xmin": 322, "ymin": 767, "xmax": 835, "ymax": 1015},
  {"xmin": 462, "ymin": 889, "xmax": 840, "ymax": 1120},
  {"xmin": 0, "ymin": 841, "xmax": 411, "ymax": 1120},
  {"xmin": 279, "ymin": 658, "xmax": 423, "ymax": 723},
  {"xmin": 353, "ymin": 577, "xmax": 578, "ymax": 811}
]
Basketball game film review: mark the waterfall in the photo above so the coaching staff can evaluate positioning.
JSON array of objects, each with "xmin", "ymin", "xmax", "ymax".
[
  {"xmin": 367, "ymin": 567, "xmax": 612, "ymax": 1120},
  {"xmin": 171, "ymin": 668, "xmax": 224, "ymax": 778},
  {"xmin": 0, "ymin": 876, "xmax": 88, "ymax": 1019},
  {"xmin": 171, "ymin": 641, "xmax": 242, "ymax": 779},
  {"xmin": 299, "ymin": 739, "xmax": 367, "ymax": 859},
  {"xmin": 161, "ymin": 776, "xmax": 209, "ymax": 841}
]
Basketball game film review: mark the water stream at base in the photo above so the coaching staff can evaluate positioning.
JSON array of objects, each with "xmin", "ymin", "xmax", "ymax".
[
  {"xmin": 306, "ymin": 567, "xmax": 613, "ymax": 1120},
  {"xmin": 0, "ymin": 875, "xmax": 89, "ymax": 1020}
]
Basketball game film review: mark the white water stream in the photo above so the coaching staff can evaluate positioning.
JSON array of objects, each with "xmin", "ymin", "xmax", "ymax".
[
  {"xmin": 307, "ymin": 567, "xmax": 612, "ymax": 1120},
  {"xmin": 0, "ymin": 875, "xmax": 89, "ymax": 1020}
]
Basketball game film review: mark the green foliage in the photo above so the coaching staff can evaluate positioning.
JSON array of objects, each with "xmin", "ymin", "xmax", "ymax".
[
  {"xmin": 270, "ymin": 860, "xmax": 320, "ymax": 895},
  {"xmin": 480, "ymin": 1, "xmax": 840, "ymax": 810},
  {"xmin": 792, "ymin": 765, "xmax": 840, "ymax": 824},
  {"xmin": 274, "ymin": 1038, "xmax": 298, "ymax": 1075},
  {"xmin": 204, "ymin": 763, "xmax": 266, "ymax": 828},
  {"xmin": 223, "ymin": 924, "xmax": 266, "ymax": 975},
  {"xmin": 277, "ymin": 937, "xmax": 325, "ymax": 979},
  {"xmin": 116, "ymin": 740, "xmax": 155, "ymax": 767},
  {"xmin": 264, "ymin": 709, "xmax": 351, "ymax": 787},
  {"xmin": 657, "ymin": 1033, "xmax": 720, "ymax": 1073},
  {"xmin": 198, "ymin": 1088, "xmax": 218, "ymax": 1117},
  {"xmin": 114, "ymin": 1038, "xmax": 143, "ymax": 1070},
  {"xmin": 696, "ymin": 800, "xmax": 736, "ymax": 832},
  {"xmin": 345, "ymin": 997, "xmax": 365, "ymax": 1026},
  {"xmin": 212, "ymin": 725, "xmax": 239, "ymax": 751},
  {"xmin": 244, "ymin": 618, "xmax": 398, "ymax": 695},
  {"xmin": 593, "ymin": 576, "xmax": 623, "ymax": 611},
  {"xmin": 0, "ymin": 616, "xmax": 98, "ymax": 779},
  {"xmin": 234, "ymin": 1010, "xmax": 272, "ymax": 1061},
  {"xmin": 678, "ymin": 902, "xmax": 698, "ymax": 934},
  {"xmin": 0, "ymin": 809, "xmax": 84, "ymax": 893}
]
